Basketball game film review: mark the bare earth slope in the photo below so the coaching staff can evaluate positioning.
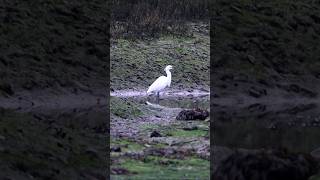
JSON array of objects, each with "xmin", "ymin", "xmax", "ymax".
[
  {"xmin": 0, "ymin": 0, "xmax": 108, "ymax": 98},
  {"xmin": 212, "ymin": 0, "xmax": 320, "ymax": 99},
  {"xmin": 0, "ymin": 1, "xmax": 108, "ymax": 179}
]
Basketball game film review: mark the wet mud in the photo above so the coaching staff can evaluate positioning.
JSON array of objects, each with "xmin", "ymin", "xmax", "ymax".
[
  {"xmin": 110, "ymin": 93, "xmax": 210, "ymax": 179},
  {"xmin": 0, "ymin": 98, "xmax": 107, "ymax": 179}
]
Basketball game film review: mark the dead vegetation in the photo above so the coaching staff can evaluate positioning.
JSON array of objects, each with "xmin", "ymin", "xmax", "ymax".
[{"xmin": 111, "ymin": 0, "xmax": 209, "ymax": 39}]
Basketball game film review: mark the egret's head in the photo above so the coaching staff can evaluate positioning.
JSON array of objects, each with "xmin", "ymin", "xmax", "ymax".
[{"xmin": 164, "ymin": 65, "xmax": 173, "ymax": 71}]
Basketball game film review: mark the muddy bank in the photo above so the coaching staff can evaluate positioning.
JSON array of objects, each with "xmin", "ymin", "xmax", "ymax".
[
  {"xmin": 0, "ymin": 90, "xmax": 107, "ymax": 113},
  {"xmin": 212, "ymin": 1, "xmax": 320, "ymax": 178},
  {"xmin": 110, "ymin": 95, "xmax": 210, "ymax": 179},
  {"xmin": 214, "ymin": 100, "xmax": 320, "ymax": 149},
  {"xmin": 0, "ymin": 0, "xmax": 109, "ymax": 179},
  {"xmin": 0, "ymin": 0, "xmax": 107, "ymax": 98},
  {"xmin": 0, "ymin": 106, "xmax": 107, "ymax": 179},
  {"xmin": 213, "ymin": 147, "xmax": 319, "ymax": 180},
  {"xmin": 212, "ymin": 0, "xmax": 320, "ymax": 99},
  {"xmin": 213, "ymin": 100, "xmax": 320, "ymax": 179}
]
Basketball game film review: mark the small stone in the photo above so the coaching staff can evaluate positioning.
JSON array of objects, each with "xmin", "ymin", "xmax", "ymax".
[
  {"xmin": 111, "ymin": 168, "xmax": 130, "ymax": 175},
  {"xmin": 183, "ymin": 126, "xmax": 198, "ymax": 131},
  {"xmin": 111, "ymin": 146, "xmax": 121, "ymax": 152},
  {"xmin": 150, "ymin": 131, "xmax": 162, "ymax": 137}
]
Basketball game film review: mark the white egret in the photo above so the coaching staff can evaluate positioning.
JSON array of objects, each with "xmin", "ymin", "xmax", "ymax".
[{"xmin": 147, "ymin": 65, "xmax": 173, "ymax": 99}]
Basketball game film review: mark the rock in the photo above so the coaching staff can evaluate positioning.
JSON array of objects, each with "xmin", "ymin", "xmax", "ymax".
[
  {"xmin": 176, "ymin": 108, "xmax": 209, "ymax": 121},
  {"xmin": 111, "ymin": 146, "xmax": 121, "ymax": 152},
  {"xmin": 111, "ymin": 168, "xmax": 130, "ymax": 175},
  {"xmin": 150, "ymin": 131, "xmax": 162, "ymax": 137},
  {"xmin": 183, "ymin": 126, "xmax": 198, "ymax": 131}
]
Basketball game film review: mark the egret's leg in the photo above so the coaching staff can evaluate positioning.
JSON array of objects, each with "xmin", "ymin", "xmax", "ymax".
[{"xmin": 157, "ymin": 92, "xmax": 160, "ymax": 103}]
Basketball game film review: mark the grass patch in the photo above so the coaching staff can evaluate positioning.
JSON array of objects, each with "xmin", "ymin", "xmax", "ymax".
[
  {"xmin": 112, "ymin": 156, "xmax": 209, "ymax": 180},
  {"xmin": 139, "ymin": 124, "xmax": 161, "ymax": 131},
  {"xmin": 167, "ymin": 129, "xmax": 208, "ymax": 138},
  {"xmin": 110, "ymin": 23, "xmax": 209, "ymax": 90},
  {"xmin": 110, "ymin": 97, "xmax": 143, "ymax": 119},
  {"xmin": 111, "ymin": 138, "xmax": 145, "ymax": 152}
]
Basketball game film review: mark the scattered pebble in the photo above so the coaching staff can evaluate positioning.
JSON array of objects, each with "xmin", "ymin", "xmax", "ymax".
[{"xmin": 150, "ymin": 131, "xmax": 162, "ymax": 137}]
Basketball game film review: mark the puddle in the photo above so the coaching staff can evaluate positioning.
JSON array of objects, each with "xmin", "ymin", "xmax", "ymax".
[
  {"xmin": 111, "ymin": 94, "xmax": 210, "ymax": 137},
  {"xmin": 110, "ymin": 89, "xmax": 210, "ymax": 98},
  {"xmin": 129, "ymin": 95, "xmax": 209, "ymax": 109}
]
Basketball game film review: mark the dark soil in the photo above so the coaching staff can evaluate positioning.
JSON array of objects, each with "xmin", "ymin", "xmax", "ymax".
[
  {"xmin": 0, "ymin": 0, "xmax": 108, "ymax": 97},
  {"xmin": 213, "ymin": 148, "xmax": 319, "ymax": 180},
  {"xmin": 211, "ymin": 1, "xmax": 320, "ymax": 179},
  {"xmin": 212, "ymin": 0, "xmax": 320, "ymax": 99},
  {"xmin": 0, "ymin": 0, "xmax": 108, "ymax": 179}
]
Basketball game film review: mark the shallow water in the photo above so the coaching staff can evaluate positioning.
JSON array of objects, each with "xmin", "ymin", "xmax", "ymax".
[
  {"xmin": 110, "ymin": 89, "xmax": 210, "ymax": 98},
  {"xmin": 127, "ymin": 95, "xmax": 210, "ymax": 109}
]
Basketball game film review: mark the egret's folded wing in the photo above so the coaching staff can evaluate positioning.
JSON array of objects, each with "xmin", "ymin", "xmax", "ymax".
[{"xmin": 147, "ymin": 76, "xmax": 167, "ymax": 93}]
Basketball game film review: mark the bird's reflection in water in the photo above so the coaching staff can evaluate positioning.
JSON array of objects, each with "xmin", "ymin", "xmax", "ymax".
[
  {"xmin": 145, "ymin": 95, "xmax": 207, "ymax": 110},
  {"xmin": 146, "ymin": 94, "xmax": 163, "ymax": 104},
  {"xmin": 145, "ymin": 101, "xmax": 168, "ymax": 109}
]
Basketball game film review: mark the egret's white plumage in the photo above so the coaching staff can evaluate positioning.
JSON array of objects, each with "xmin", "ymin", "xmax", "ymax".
[{"xmin": 147, "ymin": 65, "xmax": 173, "ymax": 96}]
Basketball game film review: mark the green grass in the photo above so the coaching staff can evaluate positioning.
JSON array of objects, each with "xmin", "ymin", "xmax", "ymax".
[
  {"xmin": 167, "ymin": 129, "xmax": 208, "ymax": 138},
  {"xmin": 112, "ymin": 156, "xmax": 209, "ymax": 180},
  {"xmin": 139, "ymin": 124, "xmax": 161, "ymax": 131},
  {"xmin": 111, "ymin": 138, "xmax": 145, "ymax": 152},
  {"xmin": 110, "ymin": 97, "xmax": 143, "ymax": 119},
  {"xmin": 110, "ymin": 25, "xmax": 209, "ymax": 90}
]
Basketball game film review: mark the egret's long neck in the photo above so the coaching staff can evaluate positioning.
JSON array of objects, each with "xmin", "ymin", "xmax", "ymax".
[{"xmin": 166, "ymin": 69, "xmax": 171, "ymax": 86}]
